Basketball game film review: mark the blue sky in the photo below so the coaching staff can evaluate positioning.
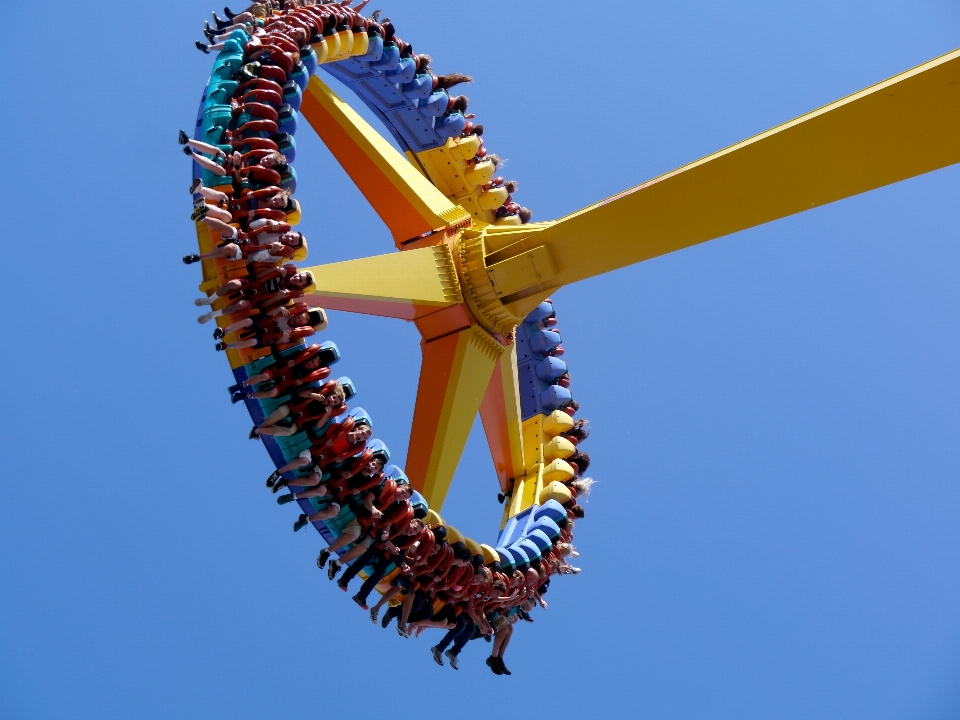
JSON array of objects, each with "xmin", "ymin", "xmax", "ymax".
[{"xmin": 1, "ymin": 1, "xmax": 958, "ymax": 718}]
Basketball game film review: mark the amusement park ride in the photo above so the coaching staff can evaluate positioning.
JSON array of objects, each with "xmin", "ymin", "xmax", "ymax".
[{"xmin": 189, "ymin": 6, "xmax": 959, "ymax": 587}]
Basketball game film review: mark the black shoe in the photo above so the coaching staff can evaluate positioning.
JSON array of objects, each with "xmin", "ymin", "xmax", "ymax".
[
  {"xmin": 351, "ymin": 593, "xmax": 367, "ymax": 609},
  {"xmin": 228, "ymin": 382, "xmax": 243, "ymax": 394},
  {"xmin": 178, "ymin": 129, "xmax": 189, "ymax": 145},
  {"xmin": 213, "ymin": 327, "xmax": 224, "ymax": 340},
  {"xmin": 183, "ymin": 146, "xmax": 194, "ymax": 156},
  {"xmin": 223, "ymin": 6, "xmax": 236, "ymax": 19},
  {"xmin": 182, "ymin": 254, "xmax": 200, "ymax": 264},
  {"xmin": 293, "ymin": 514, "xmax": 308, "ymax": 532},
  {"xmin": 215, "ymin": 342, "xmax": 226, "ymax": 352},
  {"xmin": 316, "ymin": 549, "xmax": 330, "ymax": 570},
  {"xmin": 497, "ymin": 493, "xmax": 505, "ymax": 504},
  {"xmin": 486, "ymin": 656, "xmax": 503, "ymax": 675},
  {"xmin": 265, "ymin": 470, "xmax": 280, "ymax": 487},
  {"xmin": 193, "ymin": 195, "xmax": 205, "ymax": 208},
  {"xmin": 249, "ymin": 426, "xmax": 259, "ymax": 439},
  {"xmin": 498, "ymin": 658, "xmax": 512, "ymax": 676},
  {"xmin": 521, "ymin": 611, "xmax": 534, "ymax": 623},
  {"xmin": 204, "ymin": 23, "xmax": 216, "ymax": 41},
  {"xmin": 195, "ymin": 40, "xmax": 210, "ymax": 53},
  {"xmin": 191, "ymin": 205, "xmax": 208, "ymax": 221},
  {"xmin": 189, "ymin": 177, "xmax": 202, "ymax": 194},
  {"xmin": 327, "ymin": 560, "xmax": 341, "ymax": 580},
  {"xmin": 231, "ymin": 391, "xmax": 246, "ymax": 404},
  {"xmin": 277, "ymin": 493, "xmax": 295, "ymax": 505}
]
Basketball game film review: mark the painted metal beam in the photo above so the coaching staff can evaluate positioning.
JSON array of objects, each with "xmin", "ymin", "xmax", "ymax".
[
  {"xmin": 479, "ymin": 344, "xmax": 526, "ymax": 492},
  {"xmin": 485, "ymin": 47, "xmax": 960, "ymax": 290},
  {"xmin": 301, "ymin": 245, "xmax": 461, "ymax": 320},
  {"xmin": 300, "ymin": 76, "xmax": 471, "ymax": 247},
  {"xmin": 406, "ymin": 326, "xmax": 505, "ymax": 509}
]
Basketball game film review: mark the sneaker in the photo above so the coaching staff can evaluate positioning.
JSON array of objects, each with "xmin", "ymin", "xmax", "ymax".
[
  {"xmin": 430, "ymin": 646, "xmax": 443, "ymax": 666},
  {"xmin": 189, "ymin": 178, "xmax": 202, "ymax": 194},
  {"xmin": 191, "ymin": 205, "xmax": 208, "ymax": 221},
  {"xmin": 197, "ymin": 312, "xmax": 215, "ymax": 324},
  {"xmin": 182, "ymin": 145, "xmax": 194, "ymax": 156},
  {"xmin": 182, "ymin": 254, "xmax": 200, "ymax": 265},
  {"xmin": 293, "ymin": 514, "xmax": 308, "ymax": 532},
  {"xmin": 316, "ymin": 549, "xmax": 330, "ymax": 570},
  {"xmin": 486, "ymin": 656, "xmax": 503, "ymax": 675},
  {"xmin": 195, "ymin": 40, "xmax": 210, "ymax": 53},
  {"xmin": 498, "ymin": 658, "xmax": 512, "ymax": 676},
  {"xmin": 327, "ymin": 560, "xmax": 341, "ymax": 581},
  {"xmin": 277, "ymin": 494, "xmax": 295, "ymax": 505},
  {"xmin": 223, "ymin": 6, "xmax": 237, "ymax": 19},
  {"xmin": 178, "ymin": 129, "xmax": 189, "ymax": 145},
  {"xmin": 521, "ymin": 612, "xmax": 534, "ymax": 623},
  {"xmin": 351, "ymin": 593, "xmax": 367, "ymax": 609},
  {"xmin": 213, "ymin": 327, "xmax": 224, "ymax": 340},
  {"xmin": 397, "ymin": 625, "xmax": 409, "ymax": 638},
  {"xmin": 265, "ymin": 470, "xmax": 280, "ymax": 487},
  {"xmin": 249, "ymin": 426, "xmax": 259, "ymax": 440},
  {"xmin": 215, "ymin": 342, "xmax": 225, "ymax": 352},
  {"xmin": 445, "ymin": 650, "xmax": 459, "ymax": 670},
  {"xmin": 231, "ymin": 392, "xmax": 245, "ymax": 404},
  {"xmin": 369, "ymin": 606, "xmax": 379, "ymax": 624}
]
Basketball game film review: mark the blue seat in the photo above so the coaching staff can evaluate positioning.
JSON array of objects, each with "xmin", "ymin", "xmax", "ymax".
[
  {"xmin": 534, "ymin": 500, "xmax": 567, "ymax": 525},
  {"xmin": 402, "ymin": 73, "xmax": 433, "ymax": 100},
  {"xmin": 420, "ymin": 90, "xmax": 448, "ymax": 118},
  {"xmin": 517, "ymin": 538, "xmax": 542, "ymax": 562},
  {"xmin": 528, "ymin": 517, "xmax": 561, "ymax": 542},
  {"xmin": 369, "ymin": 44, "xmax": 399, "ymax": 72},
  {"xmin": 337, "ymin": 376, "xmax": 356, "ymax": 400},
  {"xmin": 277, "ymin": 104, "xmax": 298, "ymax": 135},
  {"xmin": 495, "ymin": 547, "xmax": 518, "ymax": 573},
  {"xmin": 435, "ymin": 112, "xmax": 465, "ymax": 139},
  {"xmin": 525, "ymin": 529, "xmax": 553, "ymax": 553},
  {"xmin": 281, "ymin": 80, "xmax": 303, "ymax": 112},
  {"xmin": 300, "ymin": 46, "xmax": 318, "ymax": 77},
  {"xmin": 385, "ymin": 56, "xmax": 416, "ymax": 84},
  {"xmin": 540, "ymin": 385, "xmax": 572, "ymax": 411},
  {"xmin": 272, "ymin": 132, "xmax": 297, "ymax": 162},
  {"xmin": 525, "ymin": 302, "xmax": 554, "ymax": 324},
  {"xmin": 529, "ymin": 330, "xmax": 561, "ymax": 354},
  {"xmin": 535, "ymin": 356, "xmax": 568, "ymax": 382},
  {"xmin": 385, "ymin": 464, "xmax": 409, "ymax": 485},
  {"xmin": 291, "ymin": 62, "xmax": 309, "ymax": 92},
  {"xmin": 360, "ymin": 34, "xmax": 384, "ymax": 62},
  {"xmin": 507, "ymin": 543, "xmax": 531, "ymax": 570}
]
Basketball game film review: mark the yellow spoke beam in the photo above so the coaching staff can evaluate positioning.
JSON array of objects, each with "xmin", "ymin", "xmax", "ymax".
[
  {"xmin": 479, "ymin": 344, "xmax": 526, "ymax": 492},
  {"xmin": 484, "ymin": 47, "xmax": 960, "ymax": 294},
  {"xmin": 300, "ymin": 76, "xmax": 471, "ymax": 247},
  {"xmin": 301, "ymin": 245, "xmax": 462, "ymax": 320},
  {"xmin": 406, "ymin": 326, "xmax": 505, "ymax": 510}
]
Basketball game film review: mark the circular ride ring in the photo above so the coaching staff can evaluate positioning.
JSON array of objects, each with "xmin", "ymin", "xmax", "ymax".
[{"xmin": 188, "ymin": 3, "xmax": 587, "ymax": 601}]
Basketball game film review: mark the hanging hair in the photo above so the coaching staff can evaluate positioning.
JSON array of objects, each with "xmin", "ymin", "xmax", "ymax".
[
  {"xmin": 451, "ymin": 95, "xmax": 469, "ymax": 113},
  {"xmin": 569, "ymin": 477, "xmax": 595, "ymax": 499},
  {"xmin": 518, "ymin": 207, "xmax": 533, "ymax": 224},
  {"xmin": 503, "ymin": 180, "xmax": 519, "ymax": 194},
  {"xmin": 416, "ymin": 54, "xmax": 432, "ymax": 72},
  {"xmin": 486, "ymin": 153, "xmax": 502, "ymax": 169},
  {"xmin": 434, "ymin": 73, "xmax": 473, "ymax": 90}
]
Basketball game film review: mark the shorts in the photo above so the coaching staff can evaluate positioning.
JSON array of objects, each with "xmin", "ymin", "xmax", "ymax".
[
  {"xmin": 217, "ymin": 240, "xmax": 242, "ymax": 261},
  {"xmin": 343, "ymin": 518, "xmax": 361, "ymax": 538}
]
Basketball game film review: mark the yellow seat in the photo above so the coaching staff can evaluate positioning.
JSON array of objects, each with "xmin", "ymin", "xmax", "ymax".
[
  {"xmin": 336, "ymin": 29, "xmax": 353, "ymax": 58},
  {"xmin": 445, "ymin": 524, "xmax": 465, "ymax": 544},
  {"xmin": 542, "ymin": 458, "xmax": 574, "ymax": 483},
  {"xmin": 478, "ymin": 186, "xmax": 508, "ymax": 210},
  {"xmin": 494, "ymin": 214, "xmax": 522, "ymax": 226},
  {"xmin": 543, "ymin": 410, "xmax": 574, "ymax": 437},
  {"xmin": 544, "ymin": 435, "xmax": 575, "ymax": 461},
  {"xmin": 424, "ymin": 509, "xmax": 444, "ymax": 529},
  {"xmin": 310, "ymin": 39, "xmax": 328, "ymax": 65},
  {"xmin": 539, "ymin": 480, "xmax": 571, "ymax": 506},
  {"xmin": 464, "ymin": 160, "xmax": 495, "ymax": 187},
  {"xmin": 464, "ymin": 537, "xmax": 482, "ymax": 557},
  {"xmin": 450, "ymin": 135, "xmax": 481, "ymax": 161},
  {"xmin": 350, "ymin": 30, "xmax": 369, "ymax": 57},
  {"xmin": 479, "ymin": 544, "xmax": 501, "ymax": 565}
]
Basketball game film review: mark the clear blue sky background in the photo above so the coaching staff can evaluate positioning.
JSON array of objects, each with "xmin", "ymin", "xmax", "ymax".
[{"xmin": 1, "ymin": 1, "xmax": 958, "ymax": 718}]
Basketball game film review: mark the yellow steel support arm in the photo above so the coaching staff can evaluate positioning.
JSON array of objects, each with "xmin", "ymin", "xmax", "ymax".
[
  {"xmin": 301, "ymin": 245, "xmax": 462, "ymax": 320},
  {"xmin": 485, "ymin": 47, "xmax": 960, "ymax": 294}
]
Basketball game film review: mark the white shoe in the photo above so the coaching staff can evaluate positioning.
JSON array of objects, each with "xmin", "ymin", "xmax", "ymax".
[
  {"xmin": 197, "ymin": 311, "xmax": 216, "ymax": 324},
  {"xmin": 568, "ymin": 550, "xmax": 580, "ymax": 558},
  {"xmin": 195, "ymin": 296, "xmax": 215, "ymax": 306},
  {"xmin": 570, "ymin": 566, "xmax": 581, "ymax": 574},
  {"xmin": 445, "ymin": 650, "xmax": 459, "ymax": 670}
]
